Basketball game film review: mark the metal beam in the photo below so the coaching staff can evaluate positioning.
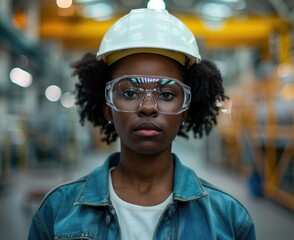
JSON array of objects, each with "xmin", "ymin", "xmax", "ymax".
[{"xmin": 39, "ymin": 14, "xmax": 290, "ymax": 50}]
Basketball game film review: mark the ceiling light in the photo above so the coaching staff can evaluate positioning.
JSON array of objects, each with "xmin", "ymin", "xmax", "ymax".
[
  {"xmin": 82, "ymin": 3, "xmax": 113, "ymax": 21},
  {"xmin": 10, "ymin": 67, "xmax": 33, "ymax": 88},
  {"xmin": 195, "ymin": 2, "xmax": 233, "ymax": 19},
  {"xmin": 45, "ymin": 85, "xmax": 62, "ymax": 102},
  {"xmin": 61, "ymin": 92, "xmax": 75, "ymax": 108},
  {"xmin": 56, "ymin": 0, "xmax": 72, "ymax": 9},
  {"xmin": 147, "ymin": 0, "xmax": 166, "ymax": 10}
]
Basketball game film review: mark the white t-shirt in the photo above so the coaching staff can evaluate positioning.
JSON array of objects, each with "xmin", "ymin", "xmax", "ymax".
[{"xmin": 109, "ymin": 169, "xmax": 173, "ymax": 240}]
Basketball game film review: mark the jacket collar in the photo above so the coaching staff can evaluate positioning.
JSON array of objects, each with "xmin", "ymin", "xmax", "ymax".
[
  {"xmin": 172, "ymin": 154, "xmax": 208, "ymax": 201},
  {"xmin": 74, "ymin": 153, "xmax": 207, "ymax": 206}
]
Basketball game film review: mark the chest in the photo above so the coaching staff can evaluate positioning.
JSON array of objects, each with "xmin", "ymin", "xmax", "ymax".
[{"xmin": 52, "ymin": 203, "xmax": 217, "ymax": 240}]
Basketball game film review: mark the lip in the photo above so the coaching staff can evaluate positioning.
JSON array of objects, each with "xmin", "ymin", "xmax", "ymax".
[{"xmin": 133, "ymin": 122, "xmax": 162, "ymax": 137}]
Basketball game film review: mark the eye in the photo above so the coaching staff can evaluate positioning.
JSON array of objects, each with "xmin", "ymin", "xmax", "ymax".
[
  {"xmin": 121, "ymin": 89, "xmax": 138, "ymax": 99},
  {"xmin": 159, "ymin": 90, "xmax": 176, "ymax": 101}
]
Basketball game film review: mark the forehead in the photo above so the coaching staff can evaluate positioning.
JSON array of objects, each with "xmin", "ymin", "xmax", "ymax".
[{"xmin": 111, "ymin": 53, "xmax": 184, "ymax": 81}]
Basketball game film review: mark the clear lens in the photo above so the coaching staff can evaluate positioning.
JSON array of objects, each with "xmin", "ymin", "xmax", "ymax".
[{"xmin": 105, "ymin": 75, "xmax": 191, "ymax": 114}]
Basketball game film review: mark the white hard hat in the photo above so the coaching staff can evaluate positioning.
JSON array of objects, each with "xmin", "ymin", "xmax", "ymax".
[{"xmin": 96, "ymin": 8, "xmax": 201, "ymax": 67}]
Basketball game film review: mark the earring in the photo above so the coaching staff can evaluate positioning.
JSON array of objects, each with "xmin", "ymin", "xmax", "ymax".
[
  {"xmin": 108, "ymin": 120, "xmax": 113, "ymax": 125},
  {"xmin": 181, "ymin": 121, "xmax": 186, "ymax": 126}
]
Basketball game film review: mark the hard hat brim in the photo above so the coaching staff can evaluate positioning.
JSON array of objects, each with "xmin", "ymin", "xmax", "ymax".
[{"xmin": 98, "ymin": 48, "xmax": 188, "ymax": 66}]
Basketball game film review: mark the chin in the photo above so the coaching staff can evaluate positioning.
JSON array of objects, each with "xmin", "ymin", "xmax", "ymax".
[{"xmin": 128, "ymin": 141, "xmax": 172, "ymax": 156}]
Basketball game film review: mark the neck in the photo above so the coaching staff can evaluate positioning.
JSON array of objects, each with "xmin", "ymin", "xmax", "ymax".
[
  {"xmin": 118, "ymin": 145, "xmax": 173, "ymax": 180},
  {"xmin": 111, "ymin": 145, "xmax": 174, "ymax": 205}
]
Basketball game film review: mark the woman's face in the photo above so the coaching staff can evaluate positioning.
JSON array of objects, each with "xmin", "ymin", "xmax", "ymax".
[{"xmin": 104, "ymin": 53, "xmax": 188, "ymax": 155}]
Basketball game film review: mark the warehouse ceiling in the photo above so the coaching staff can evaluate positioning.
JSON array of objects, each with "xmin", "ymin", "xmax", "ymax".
[
  {"xmin": 4, "ymin": 0, "xmax": 294, "ymax": 93},
  {"xmin": 9, "ymin": 0, "xmax": 294, "ymax": 61}
]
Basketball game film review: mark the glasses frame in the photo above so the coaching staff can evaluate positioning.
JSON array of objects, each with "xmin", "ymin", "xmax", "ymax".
[{"xmin": 105, "ymin": 75, "xmax": 191, "ymax": 115}]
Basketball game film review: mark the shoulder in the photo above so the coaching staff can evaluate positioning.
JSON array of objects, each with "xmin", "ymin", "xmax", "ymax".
[
  {"xmin": 200, "ymin": 178, "xmax": 238, "ymax": 198},
  {"xmin": 28, "ymin": 176, "xmax": 90, "ymax": 239},
  {"xmin": 199, "ymin": 178, "xmax": 255, "ymax": 239},
  {"xmin": 200, "ymin": 178, "xmax": 249, "ymax": 211},
  {"xmin": 36, "ymin": 154, "xmax": 119, "ymax": 212},
  {"xmin": 37, "ymin": 175, "xmax": 89, "ymax": 212}
]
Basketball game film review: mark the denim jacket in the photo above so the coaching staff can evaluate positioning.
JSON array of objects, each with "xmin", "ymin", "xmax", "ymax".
[{"xmin": 28, "ymin": 153, "xmax": 255, "ymax": 240}]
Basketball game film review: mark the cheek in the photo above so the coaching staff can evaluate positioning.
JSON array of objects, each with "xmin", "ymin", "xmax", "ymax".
[
  {"xmin": 111, "ymin": 112, "xmax": 131, "ymax": 136},
  {"xmin": 168, "ymin": 118, "xmax": 182, "ymax": 135}
]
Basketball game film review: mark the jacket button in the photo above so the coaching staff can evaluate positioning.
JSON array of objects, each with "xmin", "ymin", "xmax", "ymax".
[
  {"xmin": 105, "ymin": 215, "xmax": 111, "ymax": 225},
  {"xmin": 168, "ymin": 205, "xmax": 176, "ymax": 217},
  {"xmin": 111, "ymin": 208, "xmax": 116, "ymax": 215}
]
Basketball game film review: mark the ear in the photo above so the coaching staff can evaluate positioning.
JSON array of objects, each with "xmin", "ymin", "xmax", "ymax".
[
  {"xmin": 103, "ymin": 104, "xmax": 113, "ymax": 122},
  {"xmin": 181, "ymin": 110, "xmax": 189, "ymax": 122}
]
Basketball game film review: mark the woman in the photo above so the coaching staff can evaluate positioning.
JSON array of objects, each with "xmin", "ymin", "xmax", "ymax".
[{"xmin": 28, "ymin": 8, "xmax": 255, "ymax": 240}]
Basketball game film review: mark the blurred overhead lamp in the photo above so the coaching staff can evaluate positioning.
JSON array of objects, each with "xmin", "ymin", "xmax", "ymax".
[
  {"xmin": 82, "ymin": 2, "xmax": 114, "ymax": 20},
  {"xmin": 45, "ymin": 85, "xmax": 62, "ymax": 102},
  {"xmin": 194, "ymin": 1, "xmax": 236, "ymax": 30},
  {"xmin": 56, "ymin": 0, "xmax": 73, "ymax": 8},
  {"xmin": 10, "ymin": 67, "xmax": 33, "ymax": 88},
  {"xmin": 195, "ymin": 2, "xmax": 233, "ymax": 20},
  {"xmin": 61, "ymin": 92, "xmax": 75, "ymax": 108},
  {"xmin": 147, "ymin": 0, "xmax": 166, "ymax": 10}
]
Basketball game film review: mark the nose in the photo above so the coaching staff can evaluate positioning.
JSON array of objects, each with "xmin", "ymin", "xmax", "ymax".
[{"xmin": 137, "ymin": 92, "xmax": 158, "ymax": 117}]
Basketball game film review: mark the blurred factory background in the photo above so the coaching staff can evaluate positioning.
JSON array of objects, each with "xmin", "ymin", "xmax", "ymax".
[{"xmin": 1, "ymin": 0, "xmax": 294, "ymax": 239}]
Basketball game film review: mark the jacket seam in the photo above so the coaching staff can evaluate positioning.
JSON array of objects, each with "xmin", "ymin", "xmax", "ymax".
[
  {"xmin": 236, "ymin": 215, "xmax": 253, "ymax": 240},
  {"xmin": 35, "ymin": 210, "xmax": 51, "ymax": 240},
  {"xmin": 37, "ymin": 177, "xmax": 87, "ymax": 209},
  {"xmin": 74, "ymin": 174, "xmax": 91, "ymax": 204},
  {"xmin": 201, "ymin": 180, "xmax": 252, "ymax": 214},
  {"xmin": 173, "ymin": 192, "xmax": 208, "ymax": 202},
  {"xmin": 201, "ymin": 180, "xmax": 255, "ymax": 240},
  {"xmin": 54, "ymin": 232, "xmax": 96, "ymax": 239},
  {"xmin": 193, "ymin": 172, "xmax": 208, "ymax": 193}
]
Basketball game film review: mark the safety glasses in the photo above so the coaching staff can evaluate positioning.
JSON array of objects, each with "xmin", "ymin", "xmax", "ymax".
[{"xmin": 105, "ymin": 75, "xmax": 191, "ymax": 115}]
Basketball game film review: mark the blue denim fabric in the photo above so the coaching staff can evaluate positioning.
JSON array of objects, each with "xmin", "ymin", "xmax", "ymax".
[{"xmin": 28, "ymin": 153, "xmax": 255, "ymax": 240}]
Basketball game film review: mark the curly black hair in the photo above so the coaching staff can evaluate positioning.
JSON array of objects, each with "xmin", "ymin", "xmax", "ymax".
[{"xmin": 71, "ymin": 52, "xmax": 227, "ymax": 144}]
